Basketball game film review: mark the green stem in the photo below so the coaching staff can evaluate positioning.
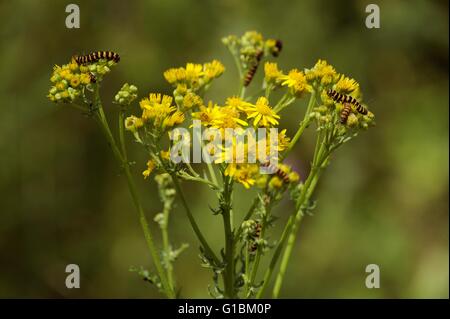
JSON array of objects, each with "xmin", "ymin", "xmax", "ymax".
[
  {"xmin": 273, "ymin": 93, "xmax": 289, "ymax": 112},
  {"xmin": 95, "ymin": 100, "xmax": 174, "ymax": 298},
  {"xmin": 221, "ymin": 175, "xmax": 235, "ymax": 298},
  {"xmin": 243, "ymin": 242, "xmax": 250, "ymax": 298},
  {"xmin": 256, "ymin": 215, "xmax": 294, "ymax": 299},
  {"xmin": 272, "ymin": 135, "xmax": 329, "ymax": 298},
  {"xmin": 161, "ymin": 201, "xmax": 174, "ymax": 293},
  {"xmin": 171, "ymin": 176, "xmax": 220, "ymax": 265}
]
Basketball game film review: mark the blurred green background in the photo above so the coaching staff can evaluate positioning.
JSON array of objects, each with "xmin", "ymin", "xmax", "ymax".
[{"xmin": 0, "ymin": 0, "xmax": 448, "ymax": 298}]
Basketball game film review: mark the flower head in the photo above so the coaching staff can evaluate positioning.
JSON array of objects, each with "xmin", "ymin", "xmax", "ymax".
[
  {"xmin": 228, "ymin": 164, "xmax": 259, "ymax": 189},
  {"xmin": 162, "ymin": 111, "xmax": 185, "ymax": 128},
  {"xmin": 334, "ymin": 75, "xmax": 360, "ymax": 95},
  {"xmin": 192, "ymin": 102, "xmax": 223, "ymax": 127},
  {"xmin": 280, "ymin": 69, "xmax": 313, "ymax": 98},
  {"xmin": 203, "ymin": 60, "xmax": 225, "ymax": 82},
  {"xmin": 264, "ymin": 62, "xmax": 284, "ymax": 85},
  {"xmin": 143, "ymin": 159, "xmax": 157, "ymax": 179},
  {"xmin": 246, "ymin": 97, "xmax": 280, "ymax": 127},
  {"xmin": 305, "ymin": 59, "xmax": 338, "ymax": 85}
]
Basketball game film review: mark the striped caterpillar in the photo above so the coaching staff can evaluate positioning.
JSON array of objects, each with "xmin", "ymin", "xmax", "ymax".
[
  {"xmin": 340, "ymin": 102, "xmax": 352, "ymax": 124},
  {"xmin": 261, "ymin": 162, "xmax": 290, "ymax": 183},
  {"xmin": 243, "ymin": 50, "xmax": 263, "ymax": 87},
  {"xmin": 74, "ymin": 51, "xmax": 120, "ymax": 65},
  {"xmin": 327, "ymin": 89, "xmax": 368, "ymax": 115}
]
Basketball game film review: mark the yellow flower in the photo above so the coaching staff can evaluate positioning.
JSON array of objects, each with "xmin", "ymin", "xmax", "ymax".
[
  {"xmin": 160, "ymin": 150, "xmax": 171, "ymax": 160},
  {"xmin": 185, "ymin": 63, "xmax": 203, "ymax": 82},
  {"xmin": 334, "ymin": 75, "xmax": 360, "ymax": 95},
  {"xmin": 182, "ymin": 92, "xmax": 203, "ymax": 110},
  {"xmin": 269, "ymin": 176, "xmax": 283, "ymax": 189},
  {"xmin": 277, "ymin": 129, "xmax": 291, "ymax": 152},
  {"xmin": 70, "ymin": 76, "xmax": 80, "ymax": 88},
  {"xmin": 215, "ymin": 133, "xmax": 257, "ymax": 165},
  {"xmin": 246, "ymin": 97, "xmax": 280, "ymax": 127},
  {"xmin": 143, "ymin": 159, "xmax": 156, "ymax": 179},
  {"xmin": 280, "ymin": 69, "xmax": 312, "ymax": 98},
  {"xmin": 203, "ymin": 60, "xmax": 225, "ymax": 80},
  {"xmin": 56, "ymin": 82, "xmax": 67, "ymax": 91},
  {"xmin": 225, "ymin": 96, "xmax": 252, "ymax": 112},
  {"xmin": 163, "ymin": 110, "xmax": 185, "ymax": 128},
  {"xmin": 288, "ymin": 171, "xmax": 300, "ymax": 183},
  {"xmin": 174, "ymin": 83, "xmax": 188, "ymax": 96},
  {"xmin": 140, "ymin": 93, "xmax": 176, "ymax": 123},
  {"xmin": 80, "ymin": 73, "xmax": 91, "ymax": 85},
  {"xmin": 212, "ymin": 106, "xmax": 248, "ymax": 130},
  {"xmin": 305, "ymin": 59, "xmax": 337, "ymax": 85},
  {"xmin": 192, "ymin": 102, "xmax": 222, "ymax": 127},
  {"xmin": 229, "ymin": 164, "xmax": 259, "ymax": 189},
  {"xmin": 164, "ymin": 67, "xmax": 186, "ymax": 84},
  {"xmin": 125, "ymin": 115, "xmax": 144, "ymax": 131},
  {"xmin": 264, "ymin": 62, "xmax": 283, "ymax": 84}
]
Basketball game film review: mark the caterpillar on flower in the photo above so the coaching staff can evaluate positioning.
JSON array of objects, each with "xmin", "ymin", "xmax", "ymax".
[{"xmin": 74, "ymin": 51, "xmax": 120, "ymax": 65}]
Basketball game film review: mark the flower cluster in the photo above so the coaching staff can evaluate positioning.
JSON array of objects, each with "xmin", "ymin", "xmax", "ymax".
[
  {"xmin": 114, "ymin": 83, "xmax": 138, "ymax": 107},
  {"xmin": 48, "ymin": 60, "xmax": 91, "ymax": 103},
  {"xmin": 48, "ymin": 57, "xmax": 118, "ymax": 103},
  {"xmin": 222, "ymin": 31, "xmax": 282, "ymax": 71},
  {"xmin": 164, "ymin": 60, "xmax": 225, "ymax": 92}
]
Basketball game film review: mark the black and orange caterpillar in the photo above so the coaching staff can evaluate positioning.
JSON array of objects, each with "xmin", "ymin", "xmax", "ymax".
[
  {"xmin": 74, "ymin": 51, "xmax": 120, "ymax": 65},
  {"xmin": 243, "ymin": 50, "xmax": 263, "ymax": 87},
  {"xmin": 327, "ymin": 89, "xmax": 368, "ymax": 115},
  {"xmin": 261, "ymin": 162, "xmax": 290, "ymax": 183},
  {"xmin": 249, "ymin": 223, "xmax": 262, "ymax": 253},
  {"xmin": 340, "ymin": 102, "xmax": 352, "ymax": 124}
]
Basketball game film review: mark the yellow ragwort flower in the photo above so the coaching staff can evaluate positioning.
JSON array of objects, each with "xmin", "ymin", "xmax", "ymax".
[
  {"xmin": 182, "ymin": 92, "xmax": 203, "ymax": 110},
  {"xmin": 230, "ymin": 164, "xmax": 259, "ymax": 189},
  {"xmin": 212, "ymin": 106, "xmax": 248, "ymax": 130},
  {"xmin": 225, "ymin": 96, "xmax": 252, "ymax": 112},
  {"xmin": 143, "ymin": 159, "xmax": 156, "ymax": 179},
  {"xmin": 277, "ymin": 129, "xmax": 291, "ymax": 152},
  {"xmin": 246, "ymin": 97, "xmax": 280, "ymax": 127},
  {"xmin": 164, "ymin": 67, "xmax": 186, "ymax": 84},
  {"xmin": 160, "ymin": 150, "xmax": 171, "ymax": 160},
  {"xmin": 269, "ymin": 176, "xmax": 283, "ymax": 189},
  {"xmin": 140, "ymin": 94, "xmax": 176, "ymax": 124},
  {"xmin": 192, "ymin": 102, "xmax": 223, "ymax": 127},
  {"xmin": 264, "ymin": 62, "xmax": 284, "ymax": 84},
  {"xmin": 125, "ymin": 115, "xmax": 144, "ymax": 132},
  {"xmin": 185, "ymin": 63, "xmax": 203, "ymax": 82},
  {"xmin": 334, "ymin": 74, "xmax": 360, "ymax": 95},
  {"xmin": 163, "ymin": 111, "xmax": 185, "ymax": 128},
  {"xmin": 305, "ymin": 59, "xmax": 337, "ymax": 85},
  {"xmin": 280, "ymin": 69, "xmax": 313, "ymax": 98},
  {"xmin": 203, "ymin": 60, "xmax": 225, "ymax": 81}
]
